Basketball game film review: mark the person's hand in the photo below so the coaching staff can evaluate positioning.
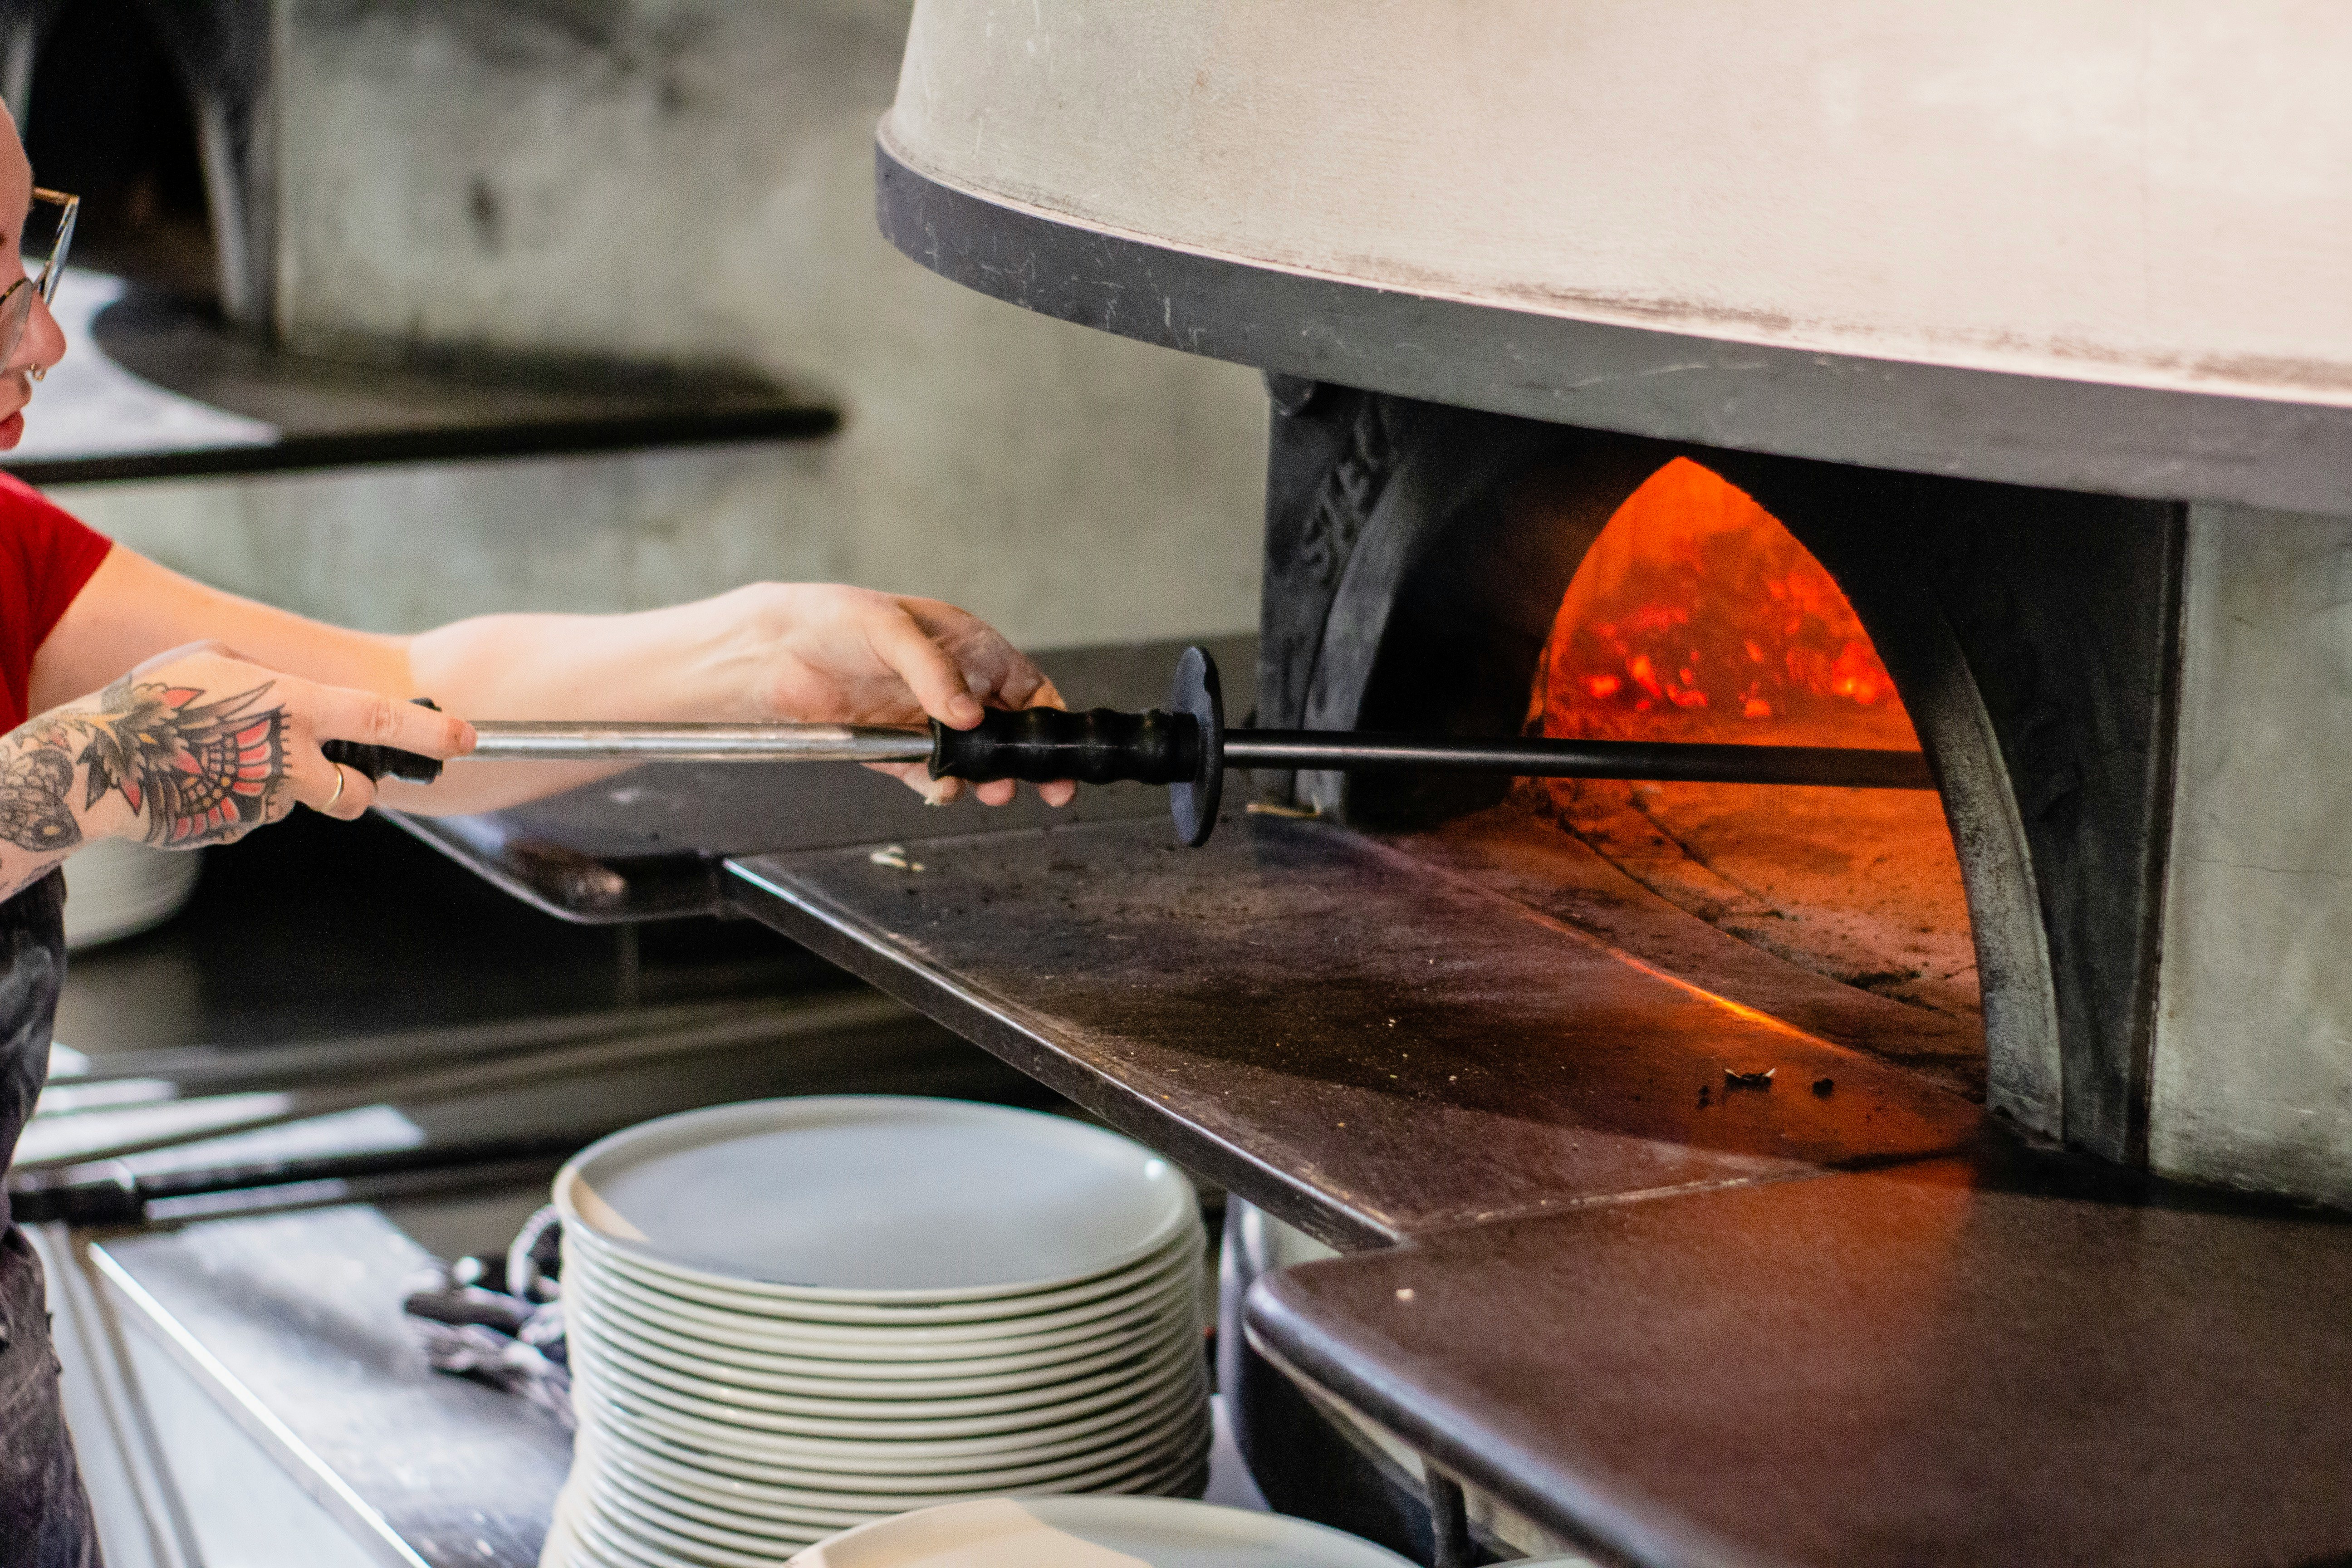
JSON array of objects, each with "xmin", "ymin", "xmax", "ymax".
[
  {"xmin": 713, "ymin": 584, "xmax": 1075, "ymax": 807},
  {"xmin": 37, "ymin": 643, "xmax": 475, "ymax": 847}
]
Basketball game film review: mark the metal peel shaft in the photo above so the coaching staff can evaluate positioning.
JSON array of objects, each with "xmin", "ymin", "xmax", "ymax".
[
  {"xmin": 327, "ymin": 648, "xmax": 1933, "ymax": 859},
  {"xmin": 462, "ymin": 721, "xmax": 934, "ymax": 764},
  {"xmin": 455, "ymin": 720, "xmax": 1930, "ymax": 789}
]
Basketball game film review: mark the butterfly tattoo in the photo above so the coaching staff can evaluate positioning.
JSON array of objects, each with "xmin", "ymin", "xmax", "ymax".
[{"xmin": 76, "ymin": 678, "xmax": 288, "ymax": 847}]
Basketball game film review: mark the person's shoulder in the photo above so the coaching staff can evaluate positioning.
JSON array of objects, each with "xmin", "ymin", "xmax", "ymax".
[
  {"xmin": 0, "ymin": 473, "xmax": 107, "ymax": 581},
  {"xmin": 0, "ymin": 471, "xmax": 67, "ymax": 521}
]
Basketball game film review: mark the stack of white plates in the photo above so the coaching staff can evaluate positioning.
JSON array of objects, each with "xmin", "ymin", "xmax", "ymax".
[{"xmin": 550, "ymin": 1098, "xmax": 1211, "ymax": 1566}]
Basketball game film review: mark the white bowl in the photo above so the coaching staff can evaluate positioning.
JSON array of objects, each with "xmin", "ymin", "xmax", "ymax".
[
  {"xmin": 557, "ymin": 1098, "xmax": 1194, "ymax": 1301},
  {"xmin": 62, "ymin": 838, "xmax": 201, "ymax": 951}
]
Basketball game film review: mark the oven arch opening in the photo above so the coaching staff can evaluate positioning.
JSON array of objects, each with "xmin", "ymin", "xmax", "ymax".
[
  {"xmin": 1259, "ymin": 393, "xmax": 2162, "ymax": 1139},
  {"xmin": 1517, "ymin": 455, "xmax": 1984, "ymax": 1096}
]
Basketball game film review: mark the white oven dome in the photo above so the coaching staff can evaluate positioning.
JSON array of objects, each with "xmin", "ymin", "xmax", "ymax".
[
  {"xmin": 881, "ymin": 0, "xmax": 2352, "ymax": 512},
  {"xmin": 889, "ymin": 0, "xmax": 2352, "ymax": 407}
]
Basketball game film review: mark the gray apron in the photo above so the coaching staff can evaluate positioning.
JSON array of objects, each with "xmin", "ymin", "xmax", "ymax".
[{"xmin": 0, "ymin": 872, "xmax": 102, "ymax": 1568}]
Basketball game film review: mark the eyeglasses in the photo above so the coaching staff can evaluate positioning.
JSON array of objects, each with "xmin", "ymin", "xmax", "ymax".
[{"xmin": 0, "ymin": 188, "xmax": 77, "ymax": 377}]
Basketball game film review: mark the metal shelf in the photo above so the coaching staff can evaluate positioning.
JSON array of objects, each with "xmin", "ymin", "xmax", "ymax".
[{"xmin": 1, "ymin": 271, "xmax": 833, "ymax": 487}]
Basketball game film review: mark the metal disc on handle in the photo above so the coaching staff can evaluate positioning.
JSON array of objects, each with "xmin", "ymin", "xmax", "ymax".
[{"xmin": 1166, "ymin": 646, "xmax": 1223, "ymax": 848}]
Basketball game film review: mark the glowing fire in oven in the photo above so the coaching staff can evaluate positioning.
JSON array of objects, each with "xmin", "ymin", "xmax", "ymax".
[
  {"xmin": 1516, "ymin": 458, "xmax": 1981, "ymax": 1071},
  {"xmin": 1525, "ymin": 458, "xmax": 1918, "ymax": 751}
]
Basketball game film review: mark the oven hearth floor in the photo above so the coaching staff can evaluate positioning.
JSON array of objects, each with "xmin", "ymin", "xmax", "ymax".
[{"xmin": 725, "ymin": 812, "xmax": 1986, "ymax": 1251}]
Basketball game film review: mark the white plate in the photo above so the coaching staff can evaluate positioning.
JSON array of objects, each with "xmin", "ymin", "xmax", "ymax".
[
  {"xmin": 572, "ymin": 1294, "xmax": 1199, "ymax": 1406},
  {"xmin": 573, "ymin": 1332, "xmax": 1201, "ymax": 1450},
  {"xmin": 586, "ymin": 1469, "xmax": 1221, "ymax": 1568},
  {"xmin": 544, "ymin": 1469, "xmax": 593, "ymax": 1568},
  {"xmin": 593, "ymin": 1469, "xmax": 848, "ymax": 1549},
  {"xmin": 562, "ymin": 1483, "xmax": 699, "ymax": 1568},
  {"xmin": 575, "ymin": 1357, "xmax": 1206, "ymax": 1470},
  {"xmin": 568, "ymin": 1281, "xmax": 1196, "ymax": 1389},
  {"xmin": 567, "ymin": 1248, "xmax": 1204, "ymax": 1356},
  {"xmin": 585, "ymin": 1413, "xmax": 1209, "ymax": 1515},
  {"xmin": 579, "ymin": 1492, "xmax": 816, "ymax": 1566},
  {"xmin": 563, "ymin": 1220, "xmax": 1203, "ymax": 1331},
  {"xmin": 593, "ymin": 1406, "xmax": 1210, "ymax": 1520},
  {"xmin": 571, "ymin": 1328, "xmax": 1203, "ymax": 1441},
  {"xmin": 561, "ymin": 1226, "xmax": 1201, "ymax": 1325},
  {"xmin": 588, "ymin": 1401, "xmax": 1213, "ymax": 1504},
  {"xmin": 588, "ymin": 1429, "xmax": 1210, "ymax": 1545},
  {"xmin": 587, "ymin": 1389, "xmax": 1208, "ymax": 1499},
  {"xmin": 564, "ymin": 1217, "xmax": 1203, "ymax": 1328},
  {"xmin": 558, "ymin": 1098, "xmax": 1193, "ymax": 1300},
  {"xmin": 571, "ymin": 1295, "xmax": 1197, "ymax": 1421},
  {"xmin": 790, "ymin": 1496, "xmax": 1417, "ymax": 1568},
  {"xmin": 577, "ymin": 1363, "xmax": 1206, "ymax": 1473}
]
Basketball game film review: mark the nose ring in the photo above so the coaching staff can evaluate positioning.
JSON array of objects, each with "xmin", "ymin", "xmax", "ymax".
[{"xmin": 27, "ymin": 363, "xmax": 43, "ymax": 381}]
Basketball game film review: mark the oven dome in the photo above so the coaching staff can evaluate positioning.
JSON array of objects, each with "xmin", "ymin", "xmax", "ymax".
[{"xmin": 881, "ymin": 0, "xmax": 2352, "ymax": 513}]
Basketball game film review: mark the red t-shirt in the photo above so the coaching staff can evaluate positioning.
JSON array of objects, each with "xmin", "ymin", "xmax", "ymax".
[{"xmin": 0, "ymin": 474, "xmax": 111, "ymax": 731}]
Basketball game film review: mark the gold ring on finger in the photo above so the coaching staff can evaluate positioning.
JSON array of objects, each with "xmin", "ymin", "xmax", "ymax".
[{"xmin": 324, "ymin": 764, "xmax": 347, "ymax": 810}]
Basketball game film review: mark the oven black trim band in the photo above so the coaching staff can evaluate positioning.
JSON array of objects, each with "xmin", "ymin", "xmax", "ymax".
[{"xmin": 877, "ymin": 136, "xmax": 2352, "ymax": 518}]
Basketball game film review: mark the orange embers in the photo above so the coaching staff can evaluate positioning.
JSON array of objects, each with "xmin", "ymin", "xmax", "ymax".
[
  {"xmin": 1515, "ymin": 461, "xmax": 1981, "ymax": 1049},
  {"xmin": 1525, "ymin": 459, "xmax": 1917, "ymax": 751}
]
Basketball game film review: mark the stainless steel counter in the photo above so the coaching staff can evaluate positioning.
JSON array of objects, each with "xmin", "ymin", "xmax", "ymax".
[{"xmin": 79, "ymin": 1201, "xmax": 569, "ymax": 1568}]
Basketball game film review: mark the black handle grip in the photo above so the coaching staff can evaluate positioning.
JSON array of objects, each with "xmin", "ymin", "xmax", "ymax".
[
  {"xmin": 322, "ymin": 697, "xmax": 446, "ymax": 786},
  {"xmin": 929, "ymin": 706, "xmax": 1202, "ymax": 785}
]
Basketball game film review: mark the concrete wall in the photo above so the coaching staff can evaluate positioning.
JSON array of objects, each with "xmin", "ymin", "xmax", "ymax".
[
  {"xmin": 2153, "ymin": 505, "xmax": 2352, "ymax": 1205},
  {"xmin": 59, "ymin": 0, "xmax": 1266, "ymax": 649}
]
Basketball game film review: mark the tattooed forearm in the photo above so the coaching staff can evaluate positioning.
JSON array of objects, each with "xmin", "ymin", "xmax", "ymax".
[
  {"xmin": 0, "ymin": 663, "xmax": 304, "ymax": 904},
  {"xmin": 74, "ymin": 676, "xmax": 289, "ymax": 847},
  {"xmin": 0, "ymin": 676, "xmax": 289, "ymax": 855}
]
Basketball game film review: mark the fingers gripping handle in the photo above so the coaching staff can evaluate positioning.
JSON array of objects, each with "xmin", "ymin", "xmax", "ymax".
[
  {"xmin": 928, "ymin": 706, "xmax": 1200, "ymax": 786},
  {"xmin": 926, "ymin": 646, "xmax": 1227, "ymax": 848},
  {"xmin": 322, "ymin": 698, "xmax": 447, "ymax": 786}
]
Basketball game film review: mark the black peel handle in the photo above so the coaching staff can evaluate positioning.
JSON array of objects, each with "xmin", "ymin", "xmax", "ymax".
[
  {"xmin": 322, "ymin": 698, "xmax": 447, "ymax": 786},
  {"xmin": 928, "ymin": 706, "xmax": 1202, "ymax": 786}
]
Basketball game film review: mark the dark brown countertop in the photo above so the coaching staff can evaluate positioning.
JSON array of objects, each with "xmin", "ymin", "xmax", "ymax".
[{"xmin": 1246, "ymin": 1163, "xmax": 2352, "ymax": 1568}]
